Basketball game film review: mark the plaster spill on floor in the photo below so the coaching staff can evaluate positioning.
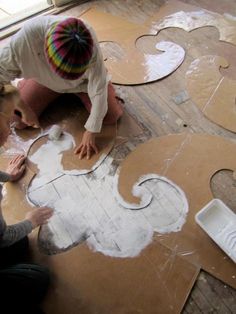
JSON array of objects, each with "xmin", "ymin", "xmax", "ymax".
[
  {"xmin": 113, "ymin": 173, "xmax": 188, "ymax": 233},
  {"xmin": 27, "ymin": 138, "xmax": 188, "ymax": 257},
  {"xmin": 28, "ymin": 131, "xmax": 75, "ymax": 188}
]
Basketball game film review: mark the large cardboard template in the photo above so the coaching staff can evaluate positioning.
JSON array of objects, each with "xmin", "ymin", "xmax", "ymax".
[
  {"xmin": 116, "ymin": 133, "xmax": 236, "ymax": 289},
  {"xmin": 0, "ymin": 134, "xmax": 200, "ymax": 313},
  {"xmin": 32, "ymin": 238, "xmax": 199, "ymax": 314},
  {"xmin": 186, "ymin": 55, "xmax": 236, "ymax": 133},
  {"xmin": 27, "ymin": 104, "xmax": 116, "ymax": 176},
  {"xmin": 145, "ymin": 0, "xmax": 236, "ymax": 46},
  {"xmin": 80, "ymin": 8, "xmax": 185, "ymax": 85},
  {"xmin": 0, "ymin": 157, "xmax": 199, "ymax": 313}
]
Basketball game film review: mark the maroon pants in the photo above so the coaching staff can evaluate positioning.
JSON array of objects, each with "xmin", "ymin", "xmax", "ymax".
[{"xmin": 13, "ymin": 79, "xmax": 123, "ymax": 129}]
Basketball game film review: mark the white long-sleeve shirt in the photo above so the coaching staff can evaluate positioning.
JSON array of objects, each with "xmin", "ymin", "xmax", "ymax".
[{"xmin": 0, "ymin": 15, "xmax": 109, "ymax": 133}]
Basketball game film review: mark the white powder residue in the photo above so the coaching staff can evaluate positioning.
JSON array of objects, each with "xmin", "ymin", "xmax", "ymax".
[
  {"xmin": 28, "ymin": 132, "xmax": 74, "ymax": 189},
  {"xmin": 223, "ymin": 13, "xmax": 236, "ymax": 21},
  {"xmin": 5, "ymin": 131, "xmax": 38, "ymax": 155},
  {"xmin": 113, "ymin": 172, "xmax": 188, "ymax": 233},
  {"xmin": 63, "ymin": 153, "xmax": 110, "ymax": 176},
  {"xmin": 28, "ymin": 126, "xmax": 111, "ymax": 190},
  {"xmin": 28, "ymin": 153, "xmax": 188, "ymax": 257}
]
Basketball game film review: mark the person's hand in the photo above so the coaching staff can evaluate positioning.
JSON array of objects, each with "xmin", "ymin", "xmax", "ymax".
[
  {"xmin": 74, "ymin": 130, "xmax": 98, "ymax": 159},
  {"xmin": 6, "ymin": 154, "xmax": 26, "ymax": 182},
  {"xmin": 25, "ymin": 206, "xmax": 53, "ymax": 229}
]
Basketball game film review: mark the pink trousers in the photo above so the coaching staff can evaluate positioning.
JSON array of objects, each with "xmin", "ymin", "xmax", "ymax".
[{"xmin": 14, "ymin": 79, "xmax": 123, "ymax": 128}]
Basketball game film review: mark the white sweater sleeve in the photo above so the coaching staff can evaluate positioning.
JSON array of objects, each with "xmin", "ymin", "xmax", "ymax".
[
  {"xmin": 84, "ymin": 44, "xmax": 109, "ymax": 133},
  {"xmin": 0, "ymin": 43, "xmax": 21, "ymax": 86}
]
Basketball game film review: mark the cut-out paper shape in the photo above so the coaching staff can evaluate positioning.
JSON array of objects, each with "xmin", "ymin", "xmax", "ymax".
[
  {"xmin": 186, "ymin": 55, "xmax": 236, "ymax": 133},
  {"xmin": 80, "ymin": 8, "xmax": 185, "ymax": 85},
  {"xmin": 27, "ymin": 103, "xmax": 116, "ymax": 187},
  {"xmin": 145, "ymin": 0, "xmax": 236, "ymax": 46},
  {"xmin": 31, "ymin": 239, "xmax": 199, "ymax": 314},
  {"xmin": 116, "ymin": 133, "xmax": 236, "ymax": 288},
  {"xmin": 27, "ymin": 155, "xmax": 188, "ymax": 256}
]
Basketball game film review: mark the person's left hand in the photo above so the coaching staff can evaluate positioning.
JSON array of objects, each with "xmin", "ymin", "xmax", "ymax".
[
  {"xmin": 74, "ymin": 130, "xmax": 98, "ymax": 159},
  {"xmin": 6, "ymin": 154, "xmax": 26, "ymax": 182}
]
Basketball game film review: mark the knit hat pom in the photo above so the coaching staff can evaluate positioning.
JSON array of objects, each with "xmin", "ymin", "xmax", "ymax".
[{"xmin": 45, "ymin": 18, "xmax": 93, "ymax": 80}]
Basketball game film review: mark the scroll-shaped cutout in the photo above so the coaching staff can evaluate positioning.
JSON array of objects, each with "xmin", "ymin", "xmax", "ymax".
[
  {"xmin": 116, "ymin": 133, "xmax": 236, "ymax": 288},
  {"xmin": 27, "ymin": 156, "xmax": 188, "ymax": 256},
  {"xmin": 145, "ymin": 0, "xmax": 236, "ymax": 46},
  {"xmin": 80, "ymin": 8, "xmax": 185, "ymax": 85},
  {"xmin": 186, "ymin": 55, "xmax": 236, "ymax": 133}
]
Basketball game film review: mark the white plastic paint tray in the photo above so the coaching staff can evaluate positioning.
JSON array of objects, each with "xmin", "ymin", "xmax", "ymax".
[{"xmin": 195, "ymin": 199, "xmax": 236, "ymax": 263}]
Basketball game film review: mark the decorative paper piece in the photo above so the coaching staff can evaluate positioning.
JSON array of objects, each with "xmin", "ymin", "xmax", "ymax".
[
  {"xmin": 145, "ymin": 0, "xmax": 236, "ymax": 46},
  {"xmin": 1, "ymin": 160, "xmax": 199, "ymax": 314},
  {"xmin": 31, "ymin": 239, "xmax": 199, "ymax": 314},
  {"xmin": 80, "ymin": 8, "xmax": 185, "ymax": 85},
  {"xmin": 186, "ymin": 55, "xmax": 236, "ymax": 133},
  {"xmin": 27, "ymin": 156, "xmax": 188, "ymax": 256},
  {"xmin": 26, "ymin": 102, "xmax": 116, "ymax": 185},
  {"xmin": 116, "ymin": 133, "xmax": 236, "ymax": 288}
]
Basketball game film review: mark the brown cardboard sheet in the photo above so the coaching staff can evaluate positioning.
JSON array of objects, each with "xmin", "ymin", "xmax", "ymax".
[
  {"xmin": 186, "ymin": 55, "xmax": 236, "ymax": 133},
  {"xmin": 145, "ymin": 0, "xmax": 236, "ymax": 46},
  {"xmin": 0, "ymin": 159, "xmax": 35, "ymax": 225},
  {"xmin": 80, "ymin": 8, "xmax": 185, "ymax": 85},
  {"xmin": 30, "ymin": 238, "xmax": 199, "ymax": 314},
  {"xmin": 0, "ymin": 96, "xmax": 113, "ymax": 177},
  {"xmin": 116, "ymin": 133, "xmax": 236, "ymax": 288},
  {"xmin": 0, "ymin": 147, "xmax": 199, "ymax": 313},
  {"xmin": 27, "ymin": 106, "xmax": 116, "ymax": 175}
]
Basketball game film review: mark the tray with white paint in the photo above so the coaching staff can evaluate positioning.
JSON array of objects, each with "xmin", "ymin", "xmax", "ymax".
[{"xmin": 195, "ymin": 198, "xmax": 236, "ymax": 263}]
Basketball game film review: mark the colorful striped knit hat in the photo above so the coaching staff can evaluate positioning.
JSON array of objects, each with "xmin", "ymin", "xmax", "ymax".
[{"xmin": 45, "ymin": 18, "xmax": 93, "ymax": 80}]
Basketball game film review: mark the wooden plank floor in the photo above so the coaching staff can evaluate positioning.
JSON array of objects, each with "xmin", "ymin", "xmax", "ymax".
[
  {"xmin": 63, "ymin": 1, "xmax": 236, "ymax": 312},
  {"xmin": 2, "ymin": 0, "xmax": 236, "ymax": 312}
]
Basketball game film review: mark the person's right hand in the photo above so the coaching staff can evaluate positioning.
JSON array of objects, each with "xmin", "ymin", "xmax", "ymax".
[
  {"xmin": 25, "ymin": 207, "xmax": 53, "ymax": 229},
  {"xmin": 74, "ymin": 130, "xmax": 98, "ymax": 159}
]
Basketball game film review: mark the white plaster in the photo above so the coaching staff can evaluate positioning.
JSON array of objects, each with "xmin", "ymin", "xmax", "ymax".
[
  {"xmin": 143, "ymin": 41, "xmax": 185, "ymax": 81},
  {"xmin": 113, "ymin": 172, "xmax": 188, "ymax": 233},
  {"xmin": 62, "ymin": 153, "xmax": 110, "ymax": 176},
  {"xmin": 28, "ymin": 149, "xmax": 188, "ymax": 257},
  {"xmin": 223, "ymin": 13, "xmax": 236, "ymax": 21},
  {"xmin": 28, "ymin": 131, "xmax": 74, "ymax": 188}
]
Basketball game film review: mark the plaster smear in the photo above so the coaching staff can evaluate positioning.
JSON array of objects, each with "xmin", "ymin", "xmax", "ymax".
[
  {"xmin": 28, "ymin": 146, "xmax": 188, "ymax": 256},
  {"xmin": 28, "ymin": 131, "xmax": 111, "ymax": 189},
  {"xmin": 4, "ymin": 128, "xmax": 39, "ymax": 155},
  {"xmin": 28, "ymin": 132, "xmax": 75, "ymax": 188},
  {"xmin": 147, "ymin": 6, "xmax": 236, "ymax": 46}
]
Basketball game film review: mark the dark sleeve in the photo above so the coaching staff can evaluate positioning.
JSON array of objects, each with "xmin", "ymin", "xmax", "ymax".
[
  {"xmin": 0, "ymin": 171, "xmax": 11, "ymax": 182},
  {"xmin": 0, "ymin": 210, "xmax": 33, "ymax": 248}
]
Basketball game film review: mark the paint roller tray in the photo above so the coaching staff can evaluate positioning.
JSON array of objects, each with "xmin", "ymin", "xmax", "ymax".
[{"xmin": 195, "ymin": 198, "xmax": 236, "ymax": 263}]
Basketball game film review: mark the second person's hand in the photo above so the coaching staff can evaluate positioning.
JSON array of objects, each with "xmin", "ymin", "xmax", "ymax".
[
  {"xmin": 6, "ymin": 154, "xmax": 26, "ymax": 182},
  {"xmin": 25, "ymin": 206, "xmax": 53, "ymax": 229}
]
